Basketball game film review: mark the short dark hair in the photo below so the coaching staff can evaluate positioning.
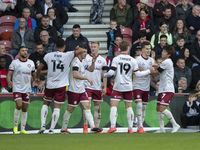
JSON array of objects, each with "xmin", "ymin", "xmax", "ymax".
[
  {"xmin": 119, "ymin": 40, "xmax": 129, "ymax": 51},
  {"xmin": 18, "ymin": 46, "xmax": 28, "ymax": 52},
  {"xmin": 42, "ymin": 15, "xmax": 50, "ymax": 20},
  {"xmin": 47, "ymin": 7, "xmax": 55, "ymax": 14},
  {"xmin": 159, "ymin": 21, "xmax": 167, "ymax": 27},
  {"xmin": 176, "ymin": 35, "xmax": 185, "ymax": 41},
  {"xmin": 35, "ymin": 42, "xmax": 43, "ymax": 47},
  {"xmin": 160, "ymin": 34, "xmax": 167, "ymax": 39},
  {"xmin": 73, "ymin": 24, "xmax": 81, "ymax": 29},
  {"xmin": 114, "ymin": 33, "xmax": 123, "ymax": 40},
  {"xmin": 164, "ymin": 5, "xmax": 171, "ymax": 11},
  {"xmin": 141, "ymin": 41, "xmax": 151, "ymax": 49},
  {"xmin": 189, "ymin": 91, "xmax": 197, "ymax": 97},
  {"xmin": 138, "ymin": 32, "xmax": 146, "ymax": 39},
  {"xmin": 140, "ymin": 8, "xmax": 148, "ymax": 14},
  {"xmin": 163, "ymin": 45, "xmax": 175, "ymax": 57},
  {"xmin": 78, "ymin": 44, "xmax": 87, "ymax": 50},
  {"xmin": 56, "ymin": 39, "xmax": 65, "ymax": 48},
  {"xmin": 0, "ymin": 55, "xmax": 7, "ymax": 61}
]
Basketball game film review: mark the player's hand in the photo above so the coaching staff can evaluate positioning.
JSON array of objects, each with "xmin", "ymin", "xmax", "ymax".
[
  {"xmin": 146, "ymin": 29, "xmax": 150, "ymax": 33},
  {"xmin": 149, "ymin": 67, "xmax": 155, "ymax": 73},
  {"xmin": 189, "ymin": 26, "xmax": 194, "ymax": 30},
  {"xmin": 92, "ymin": 55, "xmax": 97, "ymax": 63},
  {"xmin": 7, "ymin": 80, "xmax": 13, "ymax": 87},
  {"xmin": 153, "ymin": 63, "xmax": 159, "ymax": 69},
  {"xmin": 139, "ymin": 67, "xmax": 144, "ymax": 71},
  {"xmin": 102, "ymin": 88, "xmax": 106, "ymax": 96},
  {"xmin": 87, "ymin": 78, "xmax": 93, "ymax": 86},
  {"xmin": 34, "ymin": 78, "xmax": 40, "ymax": 86}
]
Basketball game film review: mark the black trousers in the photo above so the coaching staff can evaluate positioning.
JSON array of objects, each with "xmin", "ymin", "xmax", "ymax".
[{"xmin": 180, "ymin": 113, "xmax": 200, "ymax": 128}]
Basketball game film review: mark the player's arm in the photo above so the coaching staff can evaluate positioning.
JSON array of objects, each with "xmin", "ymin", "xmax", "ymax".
[
  {"xmin": 31, "ymin": 71, "xmax": 36, "ymax": 81},
  {"xmin": 35, "ymin": 63, "xmax": 45, "ymax": 86},
  {"xmin": 134, "ymin": 67, "xmax": 155, "ymax": 77},
  {"xmin": 102, "ymin": 69, "xmax": 107, "ymax": 96},
  {"xmin": 73, "ymin": 67, "xmax": 93, "ymax": 85},
  {"xmin": 86, "ymin": 55, "xmax": 97, "ymax": 72},
  {"xmin": 104, "ymin": 67, "xmax": 115, "ymax": 77},
  {"xmin": 6, "ymin": 70, "xmax": 13, "ymax": 87},
  {"xmin": 40, "ymin": 70, "xmax": 48, "ymax": 75},
  {"xmin": 150, "ymin": 66, "xmax": 164, "ymax": 75},
  {"xmin": 74, "ymin": 46, "xmax": 86, "ymax": 56}
]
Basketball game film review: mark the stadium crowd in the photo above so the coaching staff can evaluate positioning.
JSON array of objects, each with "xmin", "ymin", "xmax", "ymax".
[{"xmin": 0, "ymin": 0, "xmax": 200, "ymax": 134}]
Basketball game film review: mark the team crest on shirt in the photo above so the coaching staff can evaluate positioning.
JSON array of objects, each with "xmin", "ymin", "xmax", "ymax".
[
  {"xmin": 27, "ymin": 64, "xmax": 31, "ymax": 68},
  {"xmin": 98, "ymin": 60, "xmax": 101, "ymax": 64},
  {"xmin": 137, "ymin": 95, "xmax": 140, "ymax": 98},
  {"xmin": 74, "ymin": 101, "xmax": 77, "ymax": 105},
  {"xmin": 149, "ymin": 62, "xmax": 152, "ymax": 66},
  {"xmin": 16, "ymin": 94, "xmax": 18, "ymax": 97}
]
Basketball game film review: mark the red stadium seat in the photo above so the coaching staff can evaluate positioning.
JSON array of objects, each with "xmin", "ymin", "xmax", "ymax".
[
  {"xmin": 148, "ymin": 2, "xmax": 154, "ymax": 8},
  {"xmin": 132, "ymin": 40, "xmax": 150, "ymax": 45},
  {"xmin": 0, "ymin": 40, "xmax": 12, "ymax": 52},
  {"xmin": 120, "ymin": 27, "xmax": 133, "ymax": 44},
  {"xmin": 0, "ymin": 15, "xmax": 17, "ymax": 26},
  {"xmin": 0, "ymin": 26, "xmax": 14, "ymax": 41}
]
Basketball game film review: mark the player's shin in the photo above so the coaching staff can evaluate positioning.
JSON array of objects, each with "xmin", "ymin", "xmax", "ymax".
[
  {"xmin": 127, "ymin": 107, "xmax": 134, "ymax": 130},
  {"xmin": 84, "ymin": 109, "xmax": 95, "ymax": 128},
  {"xmin": 162, "ymin": 109, "xmax": 177, "ymax": 126},
  {"xmin": 142, "ymin": 105, "xmax": 146, "ymax": 123},
  {"xmin": 21, "ymin": 112, "xmax": 27, "ymax": 131},
  {"xmin": 14, "ymin": 108, "xmax": 20, "ymax": 127},
  {"xmin": 41, "ymin": 105, "xmax": 48, "ymax": 127},
  {"xmin": 110, "ymin": 106, "xmax": 117, "ymax": 128},
  {"xmin": 61, "ymin": 110, "xmax": 71, "ymax": 130},
  {"xmin": 94, "ymin": 105, "xmax": 101, "ymax": 127},
  {"xmin": 50, "ymin": 108, "xmax": 60, "ymax": 131},
  {"xmin": 136, "ymin": 102, "xmax": 143, "ymax": 128},
  {"xmin": 157, "ymin": 111, "xmax": 165, "ymax": 130}
]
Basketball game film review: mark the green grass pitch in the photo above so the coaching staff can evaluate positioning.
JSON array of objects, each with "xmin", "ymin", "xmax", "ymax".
[{"xmin": 0, "ymin": 133, "xmax": 200, "ymax": 150}]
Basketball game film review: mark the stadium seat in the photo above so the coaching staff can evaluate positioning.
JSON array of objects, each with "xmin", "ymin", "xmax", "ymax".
[
  {"xmin": 5, "ymin": 53, "xmax": 14, "ymax": 60},
  {"xmin": 0, "ymin": 40, "xmax": 12, "ymax": 52},
  {"xmin": 15, "ymin": 53, "xmax": 30, "ymax": 59},
  {"xmin": 132, "ymin": 40, "xmax": 150, "ymax": 45},
  {"xmin": 120, "ymin": 27, "xmax": 133, "ymax": 44},
  {"xmin": 155, "ymin": 0, "xmax": 175, "ymax": 6},
  {"xmin": 0, "ymin": 26, "xmax": 14, "ymax": 41},
  {"xmin": 148, "ymin": 2, "xmax": 154, "ymax": 8},
  {"xmin": 0, "ymin": 15, "xmax": 17, "ymax": 26}
]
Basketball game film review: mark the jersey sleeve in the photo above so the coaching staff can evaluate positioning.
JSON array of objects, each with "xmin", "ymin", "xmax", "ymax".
[
  {"xmin": 111, "ymin": 57, "xmax": 117, "ymax": 70},
  {"xmin": 159, "ymin": 59, "xmax": 168, "ymax": 70},
  {"xmin": 9, "ymin": 61, "xmax": 15, "ymax": 71},
  {"xmin": 72, "ymin": 58, "xmax": 80, "ymax": 70},
  {"xmin": 32, "ymin": 62, "xmax": 35, "ymax": 72},
  {"xmin": 102, "ymin": 58, "xmax": 108, "ymax": 70},
  {"xmin": 67, "ymin": 51, "xmax": 75, "ymax": 60},
  {"xmin": 132, "ymin": 59, "xmax": 139, "ymax": 72}
]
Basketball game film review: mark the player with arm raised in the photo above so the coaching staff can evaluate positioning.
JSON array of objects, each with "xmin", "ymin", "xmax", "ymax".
[
  {"xmin": 61, "ymin": 45, "xmax": 102, "ymax": 134},
  {"xmin": 36, "ymin": 39, "xmax": 85, "ymax": 134},
  {"xmin": 82, "ymin": 41, "xmax": 107, "ymax": 133},
  {"xmin": 7, "ymin": 47, "xmax": 35, "ymax": 134},
  {"xmin": 132, "ymin": 42, "xmax": 155, "ymax": 133},
  {"xmin": 151, "ymin": 45, "xmax": 180, "ymax": 133},
  {"xmin": 104, "ymin": 41, "xmax": 155, "ymax": 133}
]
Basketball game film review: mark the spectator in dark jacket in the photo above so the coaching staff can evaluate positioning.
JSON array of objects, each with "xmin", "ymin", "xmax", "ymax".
[
  {"xmin": 110, "ymin": 0, "xmax": 133, "ymax": 28},
  {"xmin": 153, "ymin": 35, "xmax": 167, "ymax": 60},
  {"xmin": 180, "ymin": 92, "xmax": 200, "ymax": 128},
  {"xmin": 65, "ymin": 24, "xmax": 91, "ymax": 53},
  {"xmin": 157, "ymin": 6, "xmax": 177, "ymax": 33},
  {"xmin": 153, "ymin": 0, "xmax": 176, "ymax": 25},
  {"xmin": 186, "ymin": 5, "xmax": 200, "ymax": 35},
  {"xmin": 176, "ymin": 0, "xmax": 192, "ymax": 20},
  {"xmin": 191, "ymin": 65, "xmax": 200, "ymax": 90},
  {"xmin": 34, "ymin": 15, "xmax": 58, "ymax": 44},
  {"xmin": 36, "ymin": 0, "xmax": 68, "ymax": 26},
  {"xmin": 113, "ymin": 0, "xmax": 136, "ymax": 8},
  {"xmin": 21, "ymin": 0, "xmax": 37, "ymax": 19},
  {"xmin": 132, "ymin": 9, "xmax": 154, "ymax": 42},
  {"xmin": 0, "ymin": 44, "xmax": 12, "ymax": 68}
]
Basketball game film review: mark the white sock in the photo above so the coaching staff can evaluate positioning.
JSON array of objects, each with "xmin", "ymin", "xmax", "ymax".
[
  {"xmin": 41, "ymin": 105, "xmax": 48, "ymax": 127},
  {"xmin": 162, "ymin": 109, "xmax": 177, "ymax": 127},
  {"xmin": 84, "ymin": 109, "xmax": 95, "ymax": 128},
  {"xmin": 94, "ymin": 106, "xmax": 101, "ymax": 127},
  {"xmin": 142, "ymin": 105, "xmax": 146, "ymax": 123},
  {"xmin": 110, "ymin": 107, "xmax": 117, "ymax": 128},
  {"xmin": 157, "ymin": 111, "xmax": 164, "ymax": 130},
  {"xmin": 127, "ymin": 107, "xmax": 134, "ymax": 130},
  {"xmin": 14, "ymin": 109, "xmax": 20, "ymax": 127},
  {"xmin": 83, "ymin": 109, "xmax": 87, "ymax": 125},
  {"xmin": 50, "ymin": 108, "xmax": 60, "ymax": 131},
  {"xmin": 61, "ymin": 110, "xmax": 71, "ymax": 130},
  {"xmin": 21, "ymin": 112, "xmax": 27, "ymax": 131},
  {"xmin": 136, "ymin": 102, "xmax": 143, "ymax": 129}
]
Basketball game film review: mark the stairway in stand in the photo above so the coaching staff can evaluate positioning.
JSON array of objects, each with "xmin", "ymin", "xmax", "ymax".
[{"xmin": 63, "ymin": 0, "xmax": 113, "ymax": 57}]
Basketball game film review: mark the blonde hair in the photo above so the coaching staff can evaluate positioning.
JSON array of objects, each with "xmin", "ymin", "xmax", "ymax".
[
  {"xmin": 91, "ymin": 41, "xmax": 100, "ymax": 46},
  {"xmin": 195, "ymin": 80, "xmax": 200, "ymax": 91}
]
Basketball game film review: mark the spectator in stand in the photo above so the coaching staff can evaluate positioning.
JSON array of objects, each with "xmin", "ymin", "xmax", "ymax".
[
  {"xmin": 132, "ymin": 0, "xmax": 154, "ymax": 21},
  {"xmin": 150, "ymin": 58, "xmax": 162, "ymax": 93},
  {"xmin": 29, "ymin": 42, "xmax": 47, "ymax": 75},
  {"xmin": 174, "ymin": 58, "xmax": 192, "ymax": 92},
  {"xmin": 65, "ymin": 24, "xmax": 91, "ymax": 53},
  {"xmin": 90, "ymin": 0, "xmax": 105, "ymax": 24},
  {"xmin": 107, "ymin": 33, "xmax": 123, "ymax": 57},
  {"xmin": 110, "ymin": 0, "xmax": 133, "ymax": 28},
  {"xmin": 113, "ymin": 0, "xmax": 137, "ymax": 8},
  {"xmin": 190, "ymin": 30, "xmax": 200, "ymax": 68},
  {"xmin": 106, "ymin": 19, "xmax": 121, "ymax": 51},
  {"xmin": 0, "ymin": 43, "xmax": 12, "ymax": 68},
  {"xmin": 36, "ymin": 0, "xmax": 68, "ymax": 26},
  {"xmin": 153, "ymin": 35, "xmax": 167, "ymax": 60},
  {"xmin": 132, "ymin": 9, "xmax": 154, "ymax": 42},
  {"xmin": 191, "ymin": 65, "xmax": 200, "ymax": 90},
  {"xmin": 194, "ymin": 80, "xmax": 200, "ymax": 93},
  {"xmin": 180, "ymin": 91, "xmax": 200, "ymax": 128},
  {"xmin": 47, "ymin": 7, "xmax": 64, "ymax": 37},
  {"xmin": 150, "ymin": 21, "xmax": 173, "ymax": 49},
  {"xmin": 55, "ymin": 0, "xmax": 78, "ymax": 12},
  {"xmin": 183, "ymin": 47, "xmax": 193, "ymax": 68},
  {"xmin": 130, "ymin": 32, "xmax": 146, "ymax": 57},
  {"xmin": 153, "ymin": 0, "xmax": 175, "ymax": 25},
  {"xmin": 34, "ymin": 15, "xmax": 58, "ymax": 44},
  {"xmin": 186, "ymin": 5, "xmax": 200, "ymax": 36},
  {"xmin": 157, "ymin": 6, "xmax": 177, "ymax": 33},
  {"xmin": 10, "ymin": 17, "xmax": 35, "ymax": 58},
  {"xmin": 14, "ymin": 8, "xmax": 37, "ymax": 32},
  {"xmin": 106, "ymin": 77, "xmax": 115, "ymax": 96},
  {"xmin": 177, "ymin": 77, "xmax": 190, "ymax": 93},
  {"xmin": 0, "ymin": 56, "xmax": 10, "ymax": 93},
  {"xmin": 172, "ymin": 19, "xmax": 192, "ymax": 47},
  {"xmin": 194, "ymin": 0, "xmax": 200, "ymax": 5},
  {"xmin": 176, "ymin": 0, "xmax": 192, "ymax": 20},
  {"xmin": 0, "ymin": 0, "xmax": 17, "ymax": 17},
  {"xmin": 21, "ymin": 0, "xmax": 37, "ymax": 19}
]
